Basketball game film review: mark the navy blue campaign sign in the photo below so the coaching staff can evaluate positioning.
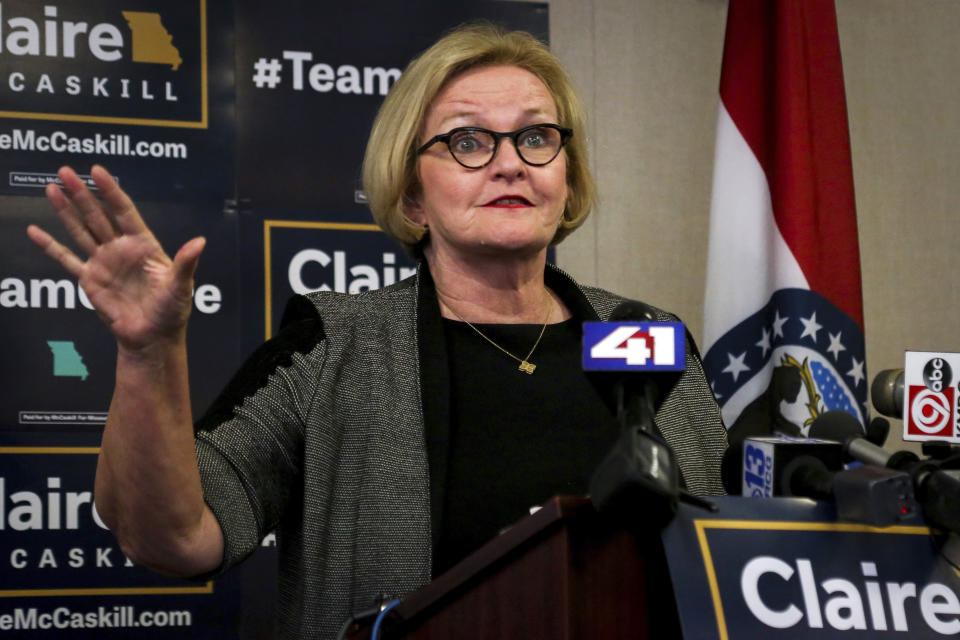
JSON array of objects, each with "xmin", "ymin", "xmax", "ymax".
[
  {"xmin": 662, "ymin": 497, "xmax": 960, "ymax": 639},
  {"xmin": 234, "ymin": 0, "xmax": 548, "ymax": 213},
  {"xmin": 233, "ymin": 208, "xmax": 417, "ymax": 352},
  {"xmin": 262, "ymin": 215, "xmax": 418, "ymax": 340},
  {"xmin": 0, "ymin": 197, "xmax": 242, "ymax": 432},
  {"xmin": 0, "ymin": 0, "xmax": 235, "ymax": 203},
  {"xmin": 0, "ymin": 441, "xmax": 245, "ymax": 637}
]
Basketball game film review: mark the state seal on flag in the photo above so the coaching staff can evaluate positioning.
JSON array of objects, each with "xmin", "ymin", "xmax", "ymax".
[{"xmin": 703, "ymin": 288, "xmax": 868, "ymax": 440}]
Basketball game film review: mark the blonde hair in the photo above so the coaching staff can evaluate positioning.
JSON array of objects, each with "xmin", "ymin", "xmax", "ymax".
[{"xmin": 362, "ymin": 23, "xmax": 595, "ymax": 255}]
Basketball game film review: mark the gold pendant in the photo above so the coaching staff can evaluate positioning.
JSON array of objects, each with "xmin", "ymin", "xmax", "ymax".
[{"xmin": 518, "ymin": 361, "xmax": 536, "ymax": 374}]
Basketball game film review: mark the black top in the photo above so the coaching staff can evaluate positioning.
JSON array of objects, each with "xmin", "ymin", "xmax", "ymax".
[{"xmin": 432, "ymin": 317, "xmax": 621, "ymax": 575}]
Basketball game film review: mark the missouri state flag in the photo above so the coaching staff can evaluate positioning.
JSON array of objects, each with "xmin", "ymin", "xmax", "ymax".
[{"xmin": 701, "ymin": 0, "xmax": 867, "ymax": 445}]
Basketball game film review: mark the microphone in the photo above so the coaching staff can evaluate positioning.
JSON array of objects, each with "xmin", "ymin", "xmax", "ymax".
[
  {"xmin": 807, "ymin": 410, "xmax": 918, "ymax": 468},
  {"xmin": 807, "ymin": 409, "xmax": 895, "ymax": 465},
  {"xmin": 777, "ymin": 455, "xmax": 919, "ymax": 526},
  {"xmin": 600, "ymin": 301, "xmax": 681, "ymax": 431},
  {"xmin": 807, "ymin": 409, "xmax": 864, "ymax": 441},
  {"xmin": 872, "ymin": 353, "xmax": 960, "ymax": 445},
  {"xmin": 779, "ymin": 455, "xmax": 834, "ymax": 500},
  {"xmin": 729, "ymin": 411, "xmax": 920, "ymax": 526},
  {"xmin": 922, "ymin": 440, "xmax": 960, "ymax": 459},
  {"xmin": 816, "ymin": 414, "xmax": 960, "ymax": 534},
  {"xmin": 725, "ymin": 411, "xmax": 877, "ymax": 496},
  {"xmin": 587, "ymin": 301, "xmax": 685, "ymax": 524},
  {"xmin": 608, "ymin": 300, "xmax": 658, "ymax": 322},
  {"xmin": 771, "ymin": 411, "xmax": 920, "ymax": 526},
  {"xmin": 866, "ymin": 416, "xmax": 891, "ymax": 447},
  {"xmin": 871, "ymin": 369, "xmax": 905, "ymax": 418},
  {"xmin": 737, "ymin": 435, "xmax": 845, "ymax": 497}
]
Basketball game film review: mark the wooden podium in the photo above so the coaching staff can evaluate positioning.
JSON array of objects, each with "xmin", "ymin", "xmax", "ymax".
[{"xmin": 350, "ymin": 496, "xmax": 680, "ymax": 639}]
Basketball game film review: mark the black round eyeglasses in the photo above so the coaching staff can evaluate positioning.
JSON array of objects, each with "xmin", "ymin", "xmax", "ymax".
[{"xmin": 416, "ymin": 123, "xmax": 573, "ymax": 169}]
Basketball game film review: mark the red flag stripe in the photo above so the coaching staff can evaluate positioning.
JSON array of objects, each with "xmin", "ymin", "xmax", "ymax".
[{"xmin": 719, "ymin": 0, "xmax": 864, "ymax": 329}]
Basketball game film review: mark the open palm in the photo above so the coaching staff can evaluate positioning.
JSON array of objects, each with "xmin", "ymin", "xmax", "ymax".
[{"xmin": 26, "ymin": 166, "xmax": 205, "ymax": 352}]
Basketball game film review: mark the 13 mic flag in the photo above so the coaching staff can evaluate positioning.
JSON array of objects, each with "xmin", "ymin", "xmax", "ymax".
[{"xmin": 701, "ymin": 0, "xmax": 868, "ymax": 443}]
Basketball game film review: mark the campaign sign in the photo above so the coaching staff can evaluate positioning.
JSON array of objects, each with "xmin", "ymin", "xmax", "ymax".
[
  {"xmin": 582, "ymin": 321, "xmax": 685, "ymax": 371},
  {"xmin": 903, "ymin": 351, "xmax": 960, "ymax": 444},
  {"xmin": 0, "ymin": 445, "xmax": 245, "ymax": 638},
  {"xmin": 237, "ymin": 211, "xmax": 418, "ymax": 344},
  {"xmin": 234, "ymin": 0, "xmax": 548, "ymax": 212},
  {"xmin": 662, "ymin": 497, "xmax": 960, "ymax": 639},
  {"xmin": 0, "ymin": 196, "xmax": 242, "ymax": 431},
  {"xmin": 0, "ymin": 0, "xmax": 235, "ymax": 202}
]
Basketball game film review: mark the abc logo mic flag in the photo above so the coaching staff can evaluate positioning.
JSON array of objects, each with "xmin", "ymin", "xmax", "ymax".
[
  {"xmin": 701, "ymin": 0, "xmax": 868, "ymax": 437},
  {"xmin": 903, "ymin": 351, "xmax": 960, "ymax": 443},
  {"xmin": 582, "ymin": 321, "xmax": 685, "ymax": 371}
]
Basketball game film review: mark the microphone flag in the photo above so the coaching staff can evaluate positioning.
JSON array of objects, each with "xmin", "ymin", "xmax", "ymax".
[{"xmin": 701, "ymin": 0, "xmax": 868, "ymax": 439}]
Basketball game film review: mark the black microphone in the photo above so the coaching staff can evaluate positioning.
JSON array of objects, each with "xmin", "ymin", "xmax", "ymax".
[
  {"xmin": 589, "ymin": 301, "xmax": 683, "ymax": 524},
  {"xmin": 606, "ymin": 301, "xmax": 682, "ymax": 421},
  {"xmin": 608, "ymin": 300, "xmax": 657, "ymax": 322},
  {"xmin": 922, "ymin": 441, "xmax": 960, "ymax": 459},
  {"xmin": 779, "ymin": 455, "xmax": 834, "ymax": 500},
  {"xmin": 737, "ymin": 435, "xmax": 845, "ymax": 497},
  {"xmin": 806, "ymin": 411, "xmax": 908, "ymax": 467},
  {"xmin": 778, "ymin": 455, "xmax": 919, "ymax": 526},
  {"xmin": 828, "ymin": 421, "xmax": 960, "ymax": 534},
  {"xmin": 871, "ymin": 368, "xmax": 905, "ymax": 418},
  {"xmin": 866, "ymin": 416, "xmax": 891, "ymax": 447},
  {"xmin": 807, "ymin": 411, "xmax": 918, "ymax": 468},
  {"xmin": 807, "ymin": 410, "xmax": 864, "ymax": 441}
]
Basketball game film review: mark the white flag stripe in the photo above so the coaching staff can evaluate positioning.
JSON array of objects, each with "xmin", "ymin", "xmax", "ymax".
[{"xmin": 702, "ymin": 102, "xmax": 808, "ymax": 351}]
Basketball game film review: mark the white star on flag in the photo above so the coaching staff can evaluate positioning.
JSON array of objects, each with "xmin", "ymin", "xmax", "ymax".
[
  {"xmin": 847, "ymin": 356, "xmax": 865, "ymax": 387},
  {"xmin": 756, "ymin": 327, "xmax": 772, "ymax": 358},
  {"xmin": 827, "ymin": 331, "xmax": 846, "ymax": 360},
  {"xmin": 771, "ymin": 310, "xmax": 789, "ymax": 339},
  {"xmin": 799, "ymin": 311, "xmax": 823, "ymax": 343},
  {"xmin": 723, "ymin": 351, "xmax": 750, "ymax": 382}
]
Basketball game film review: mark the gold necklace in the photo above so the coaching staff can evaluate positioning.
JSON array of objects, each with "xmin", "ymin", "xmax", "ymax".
[{"xmin": 446, "ymin": 303, "xmax": 551, "ymax": 374}]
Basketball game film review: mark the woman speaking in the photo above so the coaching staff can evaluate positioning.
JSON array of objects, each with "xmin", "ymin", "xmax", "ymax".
[{"xmin": 27, "ymin": 24, "xmax": 727, "ymax": 640}]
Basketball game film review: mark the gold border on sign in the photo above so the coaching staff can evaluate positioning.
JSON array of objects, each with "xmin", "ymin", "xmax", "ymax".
[
  {"xmin": 693, "ymin": 518, "xmax": 933, "ymax": 640},
  {"xmin": 0, "ymin": 1, "xmax": 208, "ymax": 129},
  {"xmin": 0, "ymin": 447, "xmax": 214, "ymax": 597},
  {"xmin": 262, "ymin": 220, "xmax": 382, "ymax": 339}
]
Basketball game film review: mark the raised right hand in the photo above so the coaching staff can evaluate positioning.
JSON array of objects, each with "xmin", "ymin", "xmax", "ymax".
[{"xmin": 26, "ymin": 165, "xmax": 206, "ymax": 353}]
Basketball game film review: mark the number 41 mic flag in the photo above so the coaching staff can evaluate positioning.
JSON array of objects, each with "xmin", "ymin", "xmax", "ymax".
[{"xmin": 701, "ymin": 0, "xmax": 867, "ymax": 444}]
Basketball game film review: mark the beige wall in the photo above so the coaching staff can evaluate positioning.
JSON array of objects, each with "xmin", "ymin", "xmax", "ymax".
[{"xmin": 544, "ymin": 0, "xmax": 960, "ymax": 452}]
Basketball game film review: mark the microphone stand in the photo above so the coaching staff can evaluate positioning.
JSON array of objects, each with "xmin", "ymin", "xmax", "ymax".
[{"xmin": 589, "ymin": 377, "xmax": 716, "ymax": 528}]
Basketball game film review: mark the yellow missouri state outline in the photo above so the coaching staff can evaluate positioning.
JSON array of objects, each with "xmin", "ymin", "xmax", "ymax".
[{"xmin": 121, "ymin": 11, "xmax": 183, "ymax": 70}]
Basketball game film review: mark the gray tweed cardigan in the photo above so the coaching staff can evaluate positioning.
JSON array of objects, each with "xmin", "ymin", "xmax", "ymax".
[{"xmin": 193, "ymin": 263, "xmax": 727, "ymax": 639}]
